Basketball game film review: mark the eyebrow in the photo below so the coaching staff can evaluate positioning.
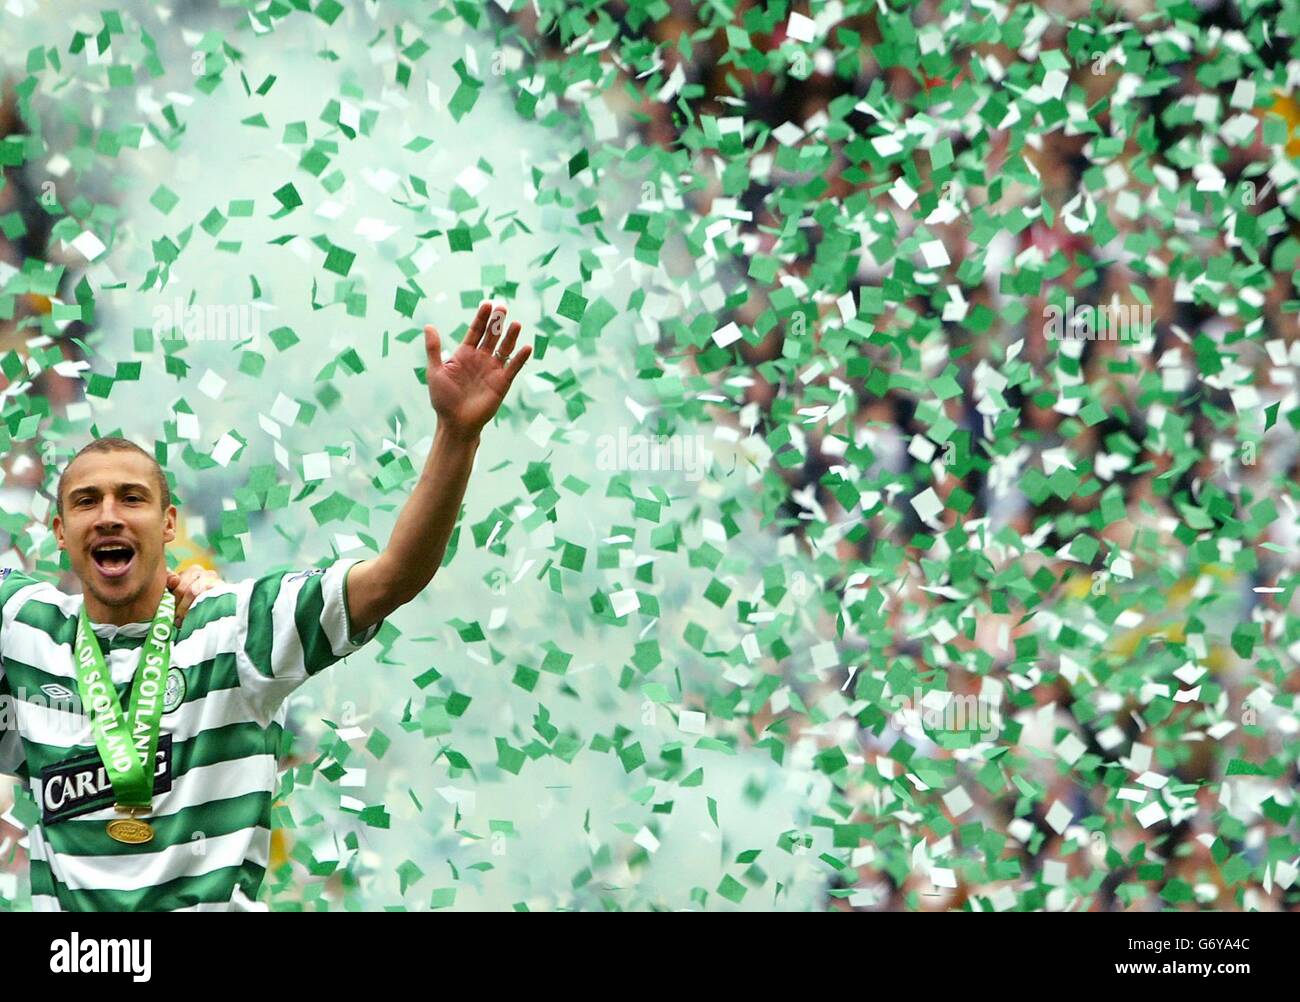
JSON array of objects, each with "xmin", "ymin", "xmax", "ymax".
[{"xmin": 67, "ymin": 482, "xmax": 154, "ymax": 500}]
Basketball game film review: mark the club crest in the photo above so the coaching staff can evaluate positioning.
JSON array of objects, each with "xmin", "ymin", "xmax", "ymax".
[{"xmin": 163, "ymin": 666, "xmax": 187, "ymax": 713}]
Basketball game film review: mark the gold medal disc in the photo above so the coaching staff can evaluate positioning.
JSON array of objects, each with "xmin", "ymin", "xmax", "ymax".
[{"xmin": 106, "ymin": 817, "xmax": 154, "ymax": 845}]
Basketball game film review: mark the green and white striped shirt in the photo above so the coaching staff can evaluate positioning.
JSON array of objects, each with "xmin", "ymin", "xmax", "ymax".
[{"xmin": 0, "ymin": 558, "xmax": 383, "ymax": 911}]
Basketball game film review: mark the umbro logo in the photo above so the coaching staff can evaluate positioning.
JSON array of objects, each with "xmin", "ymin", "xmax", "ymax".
[{"xmin": 40, "ymin": 683, "xmax": 74, "ymax": 700}]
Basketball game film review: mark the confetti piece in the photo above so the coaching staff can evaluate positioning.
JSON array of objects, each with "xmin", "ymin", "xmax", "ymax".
[
  {"xmin": 712, "ymin": 322, "xmax": 743, "ymax": 348},
  {"xmin": 785, "ymin": 12, "xmax": 815, "ymax": 43},
  {"xmin": 68, "ymin": 230, "xmax": 107, "ymax": 261}
]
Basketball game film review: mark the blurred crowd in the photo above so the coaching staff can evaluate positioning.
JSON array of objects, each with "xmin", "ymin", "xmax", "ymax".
[{"xmin": 500, "ymin": 0, "xmax": 1300, "ymax": 910}]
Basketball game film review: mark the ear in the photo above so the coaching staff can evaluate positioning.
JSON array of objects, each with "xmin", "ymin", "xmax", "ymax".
[
  {"xmin": 53, "ymin": 516, "xmax": 64, "ymax": 549},
  {"xmin": 163, "ymin": 505, "xmax": 178, "ymax": 545}
]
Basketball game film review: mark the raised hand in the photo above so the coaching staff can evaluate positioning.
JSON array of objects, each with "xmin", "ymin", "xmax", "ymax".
[{"xmin": 424, "ymin": 301, "xmax": 532, "ymax": 436}]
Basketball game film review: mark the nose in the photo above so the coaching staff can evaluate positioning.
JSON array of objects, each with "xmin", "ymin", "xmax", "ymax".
[{"xmin": 94, "ymin": 497, "xmax": 124, "ymax": 529}]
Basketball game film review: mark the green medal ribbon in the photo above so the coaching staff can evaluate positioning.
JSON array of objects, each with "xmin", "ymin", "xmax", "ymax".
[{"xmin": 72, "ymin": 590, "xmax": 177, "ymax": 811}]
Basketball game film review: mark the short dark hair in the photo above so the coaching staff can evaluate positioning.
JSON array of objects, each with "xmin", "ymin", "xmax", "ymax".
[{"xmin": 56, "ymin": 437, "xmax": 172, "ymax": 520}]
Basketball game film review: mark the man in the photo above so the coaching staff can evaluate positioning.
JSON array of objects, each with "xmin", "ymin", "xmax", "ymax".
[{"xmin": 0, "ymin": 301, "xmax": 529, "ymax": 910}]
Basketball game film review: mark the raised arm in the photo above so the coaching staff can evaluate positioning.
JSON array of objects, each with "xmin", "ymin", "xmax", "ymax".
[{"xmin": 345, "ymin": 301, "xmax": 531, "ymax": 634}]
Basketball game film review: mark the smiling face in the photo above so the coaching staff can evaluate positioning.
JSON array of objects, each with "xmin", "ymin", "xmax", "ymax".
[{"xmin": 53, "ymin": 448, "xmax": 177, "ymax": 625}]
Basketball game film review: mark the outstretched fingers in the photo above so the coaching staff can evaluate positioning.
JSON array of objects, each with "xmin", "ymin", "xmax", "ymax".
[{"xmin": 464, "ymin": 301, "xmax": 494, "ymax": 349}]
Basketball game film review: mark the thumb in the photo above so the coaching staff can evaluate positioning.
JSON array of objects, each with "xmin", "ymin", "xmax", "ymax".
[{"xmin": 425, "ymin": 325, "xmax": 442, "ymax": 370}]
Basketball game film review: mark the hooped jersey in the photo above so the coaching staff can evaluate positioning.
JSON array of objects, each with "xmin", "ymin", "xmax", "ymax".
[{"xmin": 0, "ymin": 558, "xmax": 384, "ymax": 911}]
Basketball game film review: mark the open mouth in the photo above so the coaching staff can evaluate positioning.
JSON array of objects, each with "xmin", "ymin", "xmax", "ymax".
[{"xmin": 90, "ymin": 541, "xmax": 136, "ymax": 580}]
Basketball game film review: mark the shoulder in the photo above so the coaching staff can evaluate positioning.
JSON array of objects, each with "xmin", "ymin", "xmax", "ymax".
[
  {"xmin": 221, "ymin": 560, "xmax": 365, "ymax": 620},
  {"xmin": 0, "ymin": 569, "xmax": 76, "ymax": 646},
  {"xmin": 174, "ymin": 575, "xmax": 251, "ymax": 635},
  {"xmin": 265, "ymin": 561, "xmax": 361, "ymax": 593},
  {"xmin": 201, "ymin": 565, "xmax": 329, "ymax": 627},
  {"xmin": 0, "ymin": 567, "xmax": 69, "ymax": 608}
]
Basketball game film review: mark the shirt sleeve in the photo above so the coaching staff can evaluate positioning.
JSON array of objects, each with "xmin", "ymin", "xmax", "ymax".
[
  {"xmin": 0, "ymin": 566, "xmax": 45, "ymax": 780},
  {"xmin": 234, "ymin": 557, "xmax": 386, "ymax": 726}
]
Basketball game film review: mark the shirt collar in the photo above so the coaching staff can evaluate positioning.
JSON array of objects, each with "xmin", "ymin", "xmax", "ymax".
[{"xmin": 87, "ymin": 618, "xmax": 154, "ymax": 640}]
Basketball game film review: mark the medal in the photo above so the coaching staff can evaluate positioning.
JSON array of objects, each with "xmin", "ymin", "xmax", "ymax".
[
  {"xmin": 71, "ymin": 590, "xmax": 177, "ymax": 845},
  {"xmin": 106, "ymin": 806, "xmax": 155, "ymax": 845}
]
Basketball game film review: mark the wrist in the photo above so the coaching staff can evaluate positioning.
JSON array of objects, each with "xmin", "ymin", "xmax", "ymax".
[{"xmin": 433, "ymin": 418, "xmax": 482, "ymax": 449}]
